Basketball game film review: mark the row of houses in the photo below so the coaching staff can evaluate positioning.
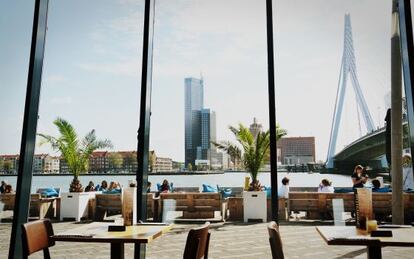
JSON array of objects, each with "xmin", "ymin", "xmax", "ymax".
[{"xmin": 0, "ymin": 151, "xmax": 174, "ymax": 174}]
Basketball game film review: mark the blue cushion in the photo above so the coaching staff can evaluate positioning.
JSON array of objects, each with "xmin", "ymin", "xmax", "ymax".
[
  {"xmin": 156, "ymin": 183, "xmax": 161, "ymax": 191},
  {"xmin": 103, "ymin": 189, "xmax": 121, "ymax": 194},
  {"xmin": 373, "ymin": 187, "xmax": 391, "ymax": 193},
  {"xmin": 265, "ymin": 187, "xmax": 272, "ymax": 198},
  {"xmin": 202, "ymin": 184, "xmax": 218, "ymax": 193},
  {"xmin": 221, "ymin": 189, "xmax": 232, "ymax": 198},
  {"xmin": 41, "ymin": 188, "xmax": 58, "ymax": 197},
  {"xmin": 334, "ymin": 187, "xmax": 354, "ymax": 193}
]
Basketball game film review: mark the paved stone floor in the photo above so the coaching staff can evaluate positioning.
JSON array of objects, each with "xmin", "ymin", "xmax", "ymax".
[{"xmin": 1, "ymin": 221, "xmax": 414, "ymax": 259}]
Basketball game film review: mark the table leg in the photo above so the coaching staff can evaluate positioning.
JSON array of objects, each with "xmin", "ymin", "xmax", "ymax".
[
  {"xmin": 111, "ymin": 243, "xmax": 125, "ymax": 259},
  {"xmin": 367, "ymin": 245, "xmax": 382, "ymax": 259},
  {"xmin": 134, "ymin": 243, "xmax": 146, "ymax": 259}
]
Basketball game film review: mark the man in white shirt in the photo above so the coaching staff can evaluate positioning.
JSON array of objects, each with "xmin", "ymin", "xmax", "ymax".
[{"xmin": 278, "ymin": 177, "xmax": 290, "ymax": 198}]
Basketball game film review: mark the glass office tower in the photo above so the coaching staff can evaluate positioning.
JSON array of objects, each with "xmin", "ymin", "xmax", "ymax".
[{"xmin": 184, "ymin": 77, "xmax": 204, "ymax": 168}]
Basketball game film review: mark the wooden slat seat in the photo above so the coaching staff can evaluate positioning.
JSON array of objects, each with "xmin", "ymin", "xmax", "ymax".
[
  {"xmin": 288, "ymin": 192, "xmax": 414, "ymax": 221},
  {"xmin": 159, "ymin": 192, "xmax": 225, "ymax": 220},
  {"xmin": 1, "ymin": 193, "xmax": 60, "ymax": 219},
  {"xmin": 94, "ymin": 193, "xmax": 158, "ymax": 221}
]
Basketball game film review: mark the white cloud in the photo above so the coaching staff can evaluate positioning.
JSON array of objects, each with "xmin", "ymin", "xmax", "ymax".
[
  {"xmin": 78, "ymin": 58, "xmax": 141, "ymax": 77},
  {"xmin": 50, "ymin": 96, "xmax": 72, "ymax": 105},
  {"xmin": 44, "ymin": 74, "xmax": 66, "ymax": 84}
]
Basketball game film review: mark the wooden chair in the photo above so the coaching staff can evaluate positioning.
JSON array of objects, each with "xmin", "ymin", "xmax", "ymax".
[
  {"xmin": 268, "ymin": 221, "xmax": 285, "ymax": 259},
  {"xmin": 183, "ymin": 222, "xmax": 211, "ymax": 259},
  {"xmin": 22, "ymin": 219, "xmax": 55, "ymax": 259}
]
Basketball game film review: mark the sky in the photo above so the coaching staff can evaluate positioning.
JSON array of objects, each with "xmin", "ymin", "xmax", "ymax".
[{"xmin": 0, "ymin": 0, "xmax": 401, "ymax": 162}]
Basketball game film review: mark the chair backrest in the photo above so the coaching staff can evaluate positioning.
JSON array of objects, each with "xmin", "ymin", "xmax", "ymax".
[
  {"xmin": 22, "ymin": 219, "xmax": 55, "ymax": 259},
  {"xmin": 268, "ymin": 221, "xmax": 284, "ymax": 259},
  {"xmin": 183, "ymin": 222, "xmax": 211, "ymax": 259}
]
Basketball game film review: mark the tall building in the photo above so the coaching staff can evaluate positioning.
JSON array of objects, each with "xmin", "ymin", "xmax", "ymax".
[
  {"xmin": 185, "ymin": 77, "xmax": 204, "ymax": 167},
  {"xmin": 199, "ymin": 108, "xmax": 217, "ymax": 159},
  {"xmin": 185, "ymin": 77, "xmax": 217, "ymax": 168},
  {"xmin": 249, "ymin": 117, "xmax": 263, "ymax": 139},
  {"xmin": 277, "ymin": 137, "xmax": 316, "ymax": 165}
]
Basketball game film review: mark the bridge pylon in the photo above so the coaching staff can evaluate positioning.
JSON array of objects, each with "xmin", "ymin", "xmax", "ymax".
[{"xmin": 326, "ymin": 14, "xmax": 376, "ymax": 169}]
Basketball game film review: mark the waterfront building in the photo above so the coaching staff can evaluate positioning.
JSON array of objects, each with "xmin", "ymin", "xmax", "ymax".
[
  {"xmin": 118, "ymin": 151, "xmax": 138, "ymax": 173},
  {"xmin": 33, "ymin": 154, "xmax": 44, "ymax": 173},
  {"xmin": 154, "ymin": 157, "xmax": 173, "ymax": 172},
  {"xmin": 277, "ymin": 137, "xmax": 316, "ymax": 165},
  {"xmin": 249, "ymin": 117, "xmax": 263, "ymax": 139},
  {"xmin": 59, "ymin": 157, "xmax": 70, "ymax": 174},
  {"xmin": 43, "ymin": 155, "xmax": 60, "ymax": 174},
  {"xmin": 0, "ymin": 154, "xmax": 19, "ymax": 174},
  {"xmin": 89, "ymin": 151, "xmax": 109, "ymax": 173}
]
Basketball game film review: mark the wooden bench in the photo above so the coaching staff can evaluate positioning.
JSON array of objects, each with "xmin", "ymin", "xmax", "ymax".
[
  {"xmin": 158, "ymin": 192, "xmax": 224, "ymax": 220},
  {"xmin": 94, "ymin": 193, "xmax": 159, "ymax": 221},
  {"xmin": 288, "ymin": 192, "xmax": 414, "ymax": 221},
  {"xmin": 0, "ymin": 193, "xmax": 60, "ymax": 219},
  {"xmin": 173, "ymin": 187, "xmax": 200, "ymax": 193},
  {"xmin": 226, "ymin": 197, "xmax": 287, "ymax": 221}
]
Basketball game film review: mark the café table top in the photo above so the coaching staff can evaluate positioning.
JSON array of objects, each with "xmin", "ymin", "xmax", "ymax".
[
  {"xmin": 51, "ymin": 222, "xmax": 172, "ymax": 244},
  {"xmin": 316, "ymin": 226, "xmax": 414, "ymax": 247}
]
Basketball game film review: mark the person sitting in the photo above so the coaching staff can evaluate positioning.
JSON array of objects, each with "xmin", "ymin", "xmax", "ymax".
[
  {"xmin": 318, "ymin": 179, "xmax": 334, "ymax": 193},
  {"xmin": 109, "ymin": 181, "xmax": 121, "ymax": 191},
  {"xmin": 371, "ymin": 179, "xmax": 390, "ymax": 193},
  {"xmin": 352, "ymin": 165, "xmax": 365, "ymax": 189},
  {"xmin": 85, "ymin": 181, "xmax": 95, "ymax": 192},
  {"xmin": 103, "ymin": 181, "xmax": 121, "ymax": 194},
  {"xmin": 98, "ymin": 180, "xmax": 108, "ymax": 192},
  {"xmin": 0, "ymin": 181, "xmax": 6, "ymax": 193},
  {"xmin": 4, "ymin": 184, "xmax": 13, "ymax": 194},
  {"xmin": 278, "ymin": 177, "xmax": 290, "ymax": 198},
  {"xmin": 160, "ymin": 179, "xmax": 170, "ymax": 193},
  {"xmin": 147, "ymin": 181, "xmax": 152, "ymax": 193}
]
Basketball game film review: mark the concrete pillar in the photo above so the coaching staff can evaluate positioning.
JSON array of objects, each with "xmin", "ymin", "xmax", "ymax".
[{"xmin": 391, "ymin": 0, "xmax": 404, "ymax": 224}]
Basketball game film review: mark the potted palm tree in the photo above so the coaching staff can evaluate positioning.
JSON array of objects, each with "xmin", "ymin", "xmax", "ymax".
[
  {"xmin": 38, "ymin": 118, "xmax": 112, "ymax": 220},
  {"xmin": 214, "ymin": 123, "xmax": 286, "ymax": 222}
]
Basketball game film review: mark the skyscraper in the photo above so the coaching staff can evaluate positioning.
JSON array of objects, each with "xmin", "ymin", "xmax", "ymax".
[
  {"xmin": 185, "ymin": 77, "xmax": 204, "ymax": 167},
  {"xmin": 184, "ymin": 77, "xmax": 217, "ymax": 168},
  {"xmin": 200, "ymin": 108, "xmax": 217, "ymax": 158}
]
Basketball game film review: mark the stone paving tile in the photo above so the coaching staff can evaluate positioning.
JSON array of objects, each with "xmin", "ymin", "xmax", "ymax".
[{"xmin": 1, "ymin": 222, "xmax": 414, "ymax": 258}]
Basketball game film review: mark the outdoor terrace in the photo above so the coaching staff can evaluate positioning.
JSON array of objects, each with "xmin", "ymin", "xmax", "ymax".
[{"xmin": 1, "ymin": 220, "xmax": 414, "ymax": 258}]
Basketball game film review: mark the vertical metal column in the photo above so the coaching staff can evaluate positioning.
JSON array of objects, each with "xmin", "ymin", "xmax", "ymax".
[
  {"xmin": 391, "ymin": 0, "xmax": 404, "ymax": 224},
  {"xmin": 266, "ymin": 0, "xmax": 279, "ymax": 223},
  {"xmin": 136, "ymin": 0, "xmax": 155, "ymax": 258},
  {"xmin": 399, "ymin": 0, "xmax": 414, "ymax": 214},
  {"xmin": 8, "ymin": 0, "xmax": 49, "ymax": 258}
]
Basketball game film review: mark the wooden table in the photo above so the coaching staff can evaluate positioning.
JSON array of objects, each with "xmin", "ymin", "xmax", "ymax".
[
  {"xmin": 316, "ymin": 226, "xmax": 414, "ymax": 259},
  {"xmin": 51, "ymin": 222, "xmax": 172, "ymax": 259}
]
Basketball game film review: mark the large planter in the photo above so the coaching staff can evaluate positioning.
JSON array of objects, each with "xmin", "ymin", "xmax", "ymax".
[
  {"xmin": 60, "ymin": 192, "xmax": 97, "ymax": 221},
  {"xmin": 243, "ymin": 191, "xmax": 267, "ymax": 223}
]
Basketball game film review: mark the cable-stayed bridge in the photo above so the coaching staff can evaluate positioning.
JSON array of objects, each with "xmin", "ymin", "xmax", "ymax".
[{"xmin": 325, "ymin": 14, "xmax": 393, "ymax": 171}]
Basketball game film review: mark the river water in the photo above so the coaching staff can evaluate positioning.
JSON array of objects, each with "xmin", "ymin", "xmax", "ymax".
[{"xmin": 0, "ymin": 172, "xmax": 352, "ymax": 193}]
